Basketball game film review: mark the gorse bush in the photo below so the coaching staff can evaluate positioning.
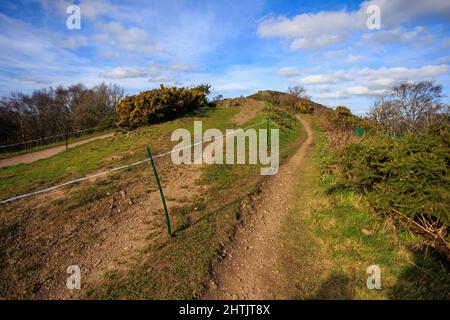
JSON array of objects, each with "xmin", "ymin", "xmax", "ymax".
[
  {"xmin": 264, "ymin": 105, "xmax": 296, "ymax": 130},
  {"xmin": 336, "ymin": 123, "xmax": 450, "ymax": 249},
  {"xmin": 322, "ymin": 107, "xmax": 373, "ymax": 131},
  {"xmin": 295, "ymin": 102, "xmax": 314, "ymax": 114},
  {"xmin": 116, "ymin": 84, "xmax": 211, "ymax": 128}
]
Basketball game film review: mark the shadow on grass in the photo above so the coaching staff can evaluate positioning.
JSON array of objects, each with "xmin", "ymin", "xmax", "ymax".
[
  {"xmin": 325, "ymin": 182, "xmax": 354, "ymax": 196},
  {"xmin": 388, "ymin": 250, "xmax": 450, "ymax": 299},
  {"xmin": 309, "ymin": 272, "xmax": 355, "ymax": 300}
]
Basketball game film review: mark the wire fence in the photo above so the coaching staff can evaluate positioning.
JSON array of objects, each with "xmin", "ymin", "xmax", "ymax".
[
  {"xmin": 0, "ymin": 120, "xmax": 267, "ymax": 205},
  {"xmin": 0, "ymin": 125, "xmax": 114, "ymax": 152}
]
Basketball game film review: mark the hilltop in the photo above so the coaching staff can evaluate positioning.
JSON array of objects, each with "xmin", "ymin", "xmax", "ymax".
[{"xmin": 248, "ymin": 90, "xmax": 330, "ymax": 113}]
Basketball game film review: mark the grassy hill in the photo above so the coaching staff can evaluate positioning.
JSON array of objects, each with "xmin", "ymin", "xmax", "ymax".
[
  {"xmin": 248, "ymin": 90, "xmax": 330, "ymax": 114},
  {"xmin": 0, "ymin": 97, "xmax": 305, "ymax": 299}
]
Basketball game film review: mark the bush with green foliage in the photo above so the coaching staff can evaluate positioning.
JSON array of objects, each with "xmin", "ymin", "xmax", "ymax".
[
  {"xmin": 116, "ymin": 84, "xmax": 211, "ymax": 128},
  {"xmin": 336, "ymin": 123, "xmax": 450, "ymax": 242},
  {"xmin": 322, "ymin": 107, "xmax": 373, "ymax": 131},
  {"xmin": 295, "ymin": 102, "xmax": 314, "ymax": 114}
]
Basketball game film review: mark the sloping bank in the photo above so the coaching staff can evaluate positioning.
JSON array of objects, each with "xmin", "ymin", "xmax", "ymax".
[
  {"xmin": 87, "ymin": 103, "xmax": 306, "ymax": 299},
  {"xmin": 277, "ymin": 115, "xmax": 449, "ymax": 299}
]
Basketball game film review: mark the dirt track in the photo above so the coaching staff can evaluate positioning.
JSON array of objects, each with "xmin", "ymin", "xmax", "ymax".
[
  {"xmin": 203, "ymin": 115, "xmax": 314, "ymax": 299},
  {"xmin": 0, "ymin": 133, "xmax": 115, "ymax": 168}
]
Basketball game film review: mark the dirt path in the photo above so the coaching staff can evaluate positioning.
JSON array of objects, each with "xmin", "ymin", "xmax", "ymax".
[
  {"xmin": 231, "ymin": 99, "xmax": 264, "ymax": 125},
  {"xmin": 203, "ymin": 115, "xmax": 314, "ymax": 299},
  {"xmin": 0, "ymin": 132, "xmax": 115, "ymax": 168}
]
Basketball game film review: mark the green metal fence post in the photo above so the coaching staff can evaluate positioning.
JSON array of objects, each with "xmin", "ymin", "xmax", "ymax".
[{"xmin": 146, "ymin": 147, "xmax": 172, "ymax": 237}]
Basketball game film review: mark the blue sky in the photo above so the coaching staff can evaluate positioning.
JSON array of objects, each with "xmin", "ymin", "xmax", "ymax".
[{"xmin": 1, "ymin": 0, "xmax": 449, "ymax": 115}]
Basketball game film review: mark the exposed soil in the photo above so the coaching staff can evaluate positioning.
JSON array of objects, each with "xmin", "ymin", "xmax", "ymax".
[
  {"xmin": 0, "ymin": 157, "xmax": 205, "ymax": 299},
  {"xmin": 0, "ymin": 133, "xmax": 115, "ymax": 168},
  {"xmin": 231, "ymin": 99, "xmax": 264, "ymax": 125},
  {"xmin": 203, "ymin": 115, "xmax": 314, "ymax": 299}
]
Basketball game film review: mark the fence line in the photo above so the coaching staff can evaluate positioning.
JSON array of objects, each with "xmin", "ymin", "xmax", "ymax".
[
  {"xmin": 0, "ymin": 120, "xmax": 266, "ymax": 205},
  {"xmin": 0, "ymin": 125, "xmax": 113, "ymax": 149}
]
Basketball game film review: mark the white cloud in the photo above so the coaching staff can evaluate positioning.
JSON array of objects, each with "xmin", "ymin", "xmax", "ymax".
[
  {"xmin": 257, "ymin": 0, "xmax": 450, "ymax": 51},
  {"xmin": 100, "ymin": 62, "xmax": 195, "ymax": 80},
  {"xmin": 278, "ymin": 67, "xmax": 301, "ymax": 78},
  {"xmin": 59, "ymin": 35, "xmax": 88, "ymax": 49},
  {"xmin": 78, "ymin": 0, "xmax": 118, "ymax": 20},
  {"xmin": 298, "ymin": 71, "xmax": 352, "ymax": 85},
  {"xmin": 355, "ymin": 64, "xmax": 449, "ymax": 82},
  {"xmin": 257, "ymin": 10, "xmax": 361, "ymax": 39},
  {"xmin": 101, "ymin": 67, "xmax": 150, "ymax": 79},
  {"xmin": 308, "ymin": 64, "xmax": 449, "ymax": 99},
  {"xmin": 169, "ymin": 64, "xmax": 195, "ymax": 72},
  {"xmin": 34, "ymin": 0, "xmax": 118, "ymax": 20},
  {"xmin": 290, "ymin": 35, "xmax": 344, "ymax": 50},
  {"xmin": 363, "ymin": 26, "xmax": 433, "ymax": 46},
  {"xmin": 317, "ymin": 86, "xmax": 386, "ymax": 99},
  {"xmin": 148, "ymin": 75, "xmax": 173, "ymax": 83},
  {"xmin": 299, "ymin": 74, "xmax": 337, "ymax": 85},
  {"xmin": 96, "ymin": 22, "xmax": 161, "ymax": 55},
  {"xmin": 346, "ymin": 54, "xmax": 363, "ymax": 64}
]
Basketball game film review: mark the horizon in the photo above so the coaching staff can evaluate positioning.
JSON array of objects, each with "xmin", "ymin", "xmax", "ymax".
[{"xmin": 1, "ymin": 0, "xmax": 450, "ymax": 115}]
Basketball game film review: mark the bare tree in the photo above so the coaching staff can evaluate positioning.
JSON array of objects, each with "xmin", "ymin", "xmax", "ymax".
[
  {"xmin": 369, "ymin": 81, "xmax": 446, "ymax": 133},
  {"xmin": 0, "ymin": 83, "xmax": 125, "ymax": 148},
  {"xmin": 369, "ymin": 95, "xmax": 402, "ymax": 133},
  {"xmin": 288, "ymin": 85, "xmax": 311, "ymax": 100}
]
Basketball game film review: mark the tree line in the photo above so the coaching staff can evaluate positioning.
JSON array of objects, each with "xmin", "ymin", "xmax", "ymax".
[{"xmin": 0, "ymin": 83, "xmax": 124, "ymax": 148}]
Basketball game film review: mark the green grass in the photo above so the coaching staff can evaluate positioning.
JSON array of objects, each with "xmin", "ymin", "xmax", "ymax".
[
  {"xmin": 0, "ymin": 108, "xmax": 237, "ymax": 201},
  {"xmin": 85, "ymin": 105, "xmax": 305, "ymax": 299},
  {"xmin": 0, "ymin": 128, "xmax": 116, "ymax": 161},
  {"xmin": 277, "ymin": 115, "xmax": 450, "ymax": 299}
]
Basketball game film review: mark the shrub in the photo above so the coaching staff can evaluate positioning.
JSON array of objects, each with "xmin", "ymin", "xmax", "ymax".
[
  {"xmin": 335, "ymin": 106, "xmax": 352, "ymax": 116},
  {"xmin": 336, "ymin": 125, "xmax": 450, "ymax": 250},
  {"xmin": 116, "ymin": 84, "xmax": 211, "ymax": 128},
  {"xmin": 295, "ymin": 102, "xmax": 314, "ymax": 114}
]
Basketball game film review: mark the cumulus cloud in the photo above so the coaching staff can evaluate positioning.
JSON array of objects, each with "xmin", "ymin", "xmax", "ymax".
[
  {"xmin": 308, "ymin": 64, "xmax": 449, "ymax": 99},
  {"xmin": 59, "ymin": 35, "xmax": 88, "ymax": 49},
  {"xmin": 363, "ymin": 26, "xmax": 433, "ymax": 46},
  {"xmin": 278, "ymin": 67, "xmax": 301, "ymax": 77},
  {"xmin": 290, "ymin": 35, "xmax": 345, "ymax": 51},
  {"xmin": 100, "ymin": 62, "xmax": 195, "ymax": 79},
  {"xmin": 169, "ymin": 64, "xmax": 195, "ymax": 72},
  {"xmin": 257, "ymin": 0, "xmax": 450, "ymax": 51},
  {"xmin": 148, "ymin": 75, "xmax": 173, "ymax": 83},
  {"xmin": 100, "ymin": 67, "xmax": 151, "ymax": 79},
  {"xmin": 317, "ymin": 86, "xmax": 386, "ymax": 99},
  {"xmin": 96, "ymin": 22, "xmax": 161, "ymax": 55},
  {"xmin": 298, "ymin": 71, "xmax": 352, "ymax": 85},
  {"xmin": 34, "ymin": 0, "xmax": 118, "ymax": 20}
]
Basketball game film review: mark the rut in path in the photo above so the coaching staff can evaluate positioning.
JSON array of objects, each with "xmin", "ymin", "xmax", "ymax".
[{"xmin": 203, "ymin": 115, "xmax": 314, "ymax": 299}]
